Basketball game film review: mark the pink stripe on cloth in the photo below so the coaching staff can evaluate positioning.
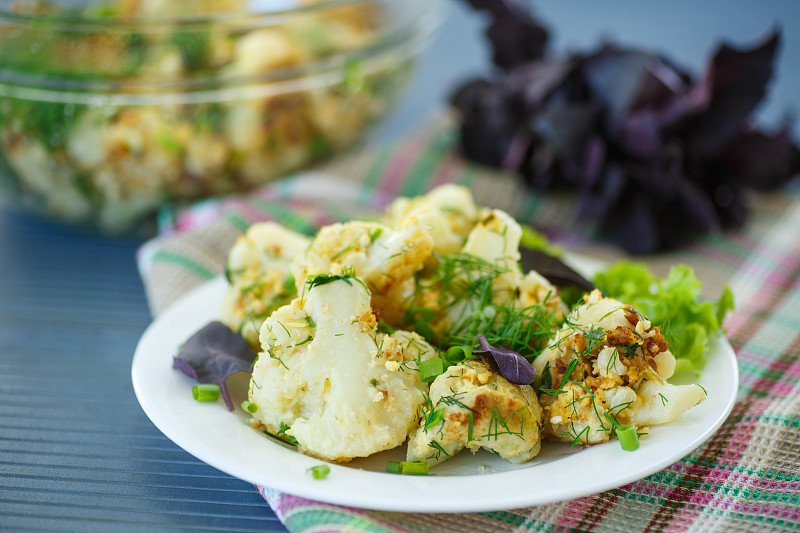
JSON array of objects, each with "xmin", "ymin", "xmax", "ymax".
[
  {"xmin": 428, "ymin": 151, "xmax": 462, "ymax": 189},
  {"xmin": 734, "ymin": 501, "xmax": 800, "ymax": 523},
  {"xmin": 556, "ymin": 494, "xmax": 600, "ymax": 529},
  {"xmin": 767, "ymin": 358, "xmax": 800, "ymax": 396}
]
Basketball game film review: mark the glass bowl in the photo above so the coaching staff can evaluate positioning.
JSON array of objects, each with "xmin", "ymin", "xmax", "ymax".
[{"xmin": 0, "ymin": 0, "xmax": 439, "ymax": 233}]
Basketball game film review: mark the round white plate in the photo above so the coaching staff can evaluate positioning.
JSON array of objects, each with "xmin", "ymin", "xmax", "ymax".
[{"xmin": 132, "ymin": 275, "xmax": 739, "ymax": 513}]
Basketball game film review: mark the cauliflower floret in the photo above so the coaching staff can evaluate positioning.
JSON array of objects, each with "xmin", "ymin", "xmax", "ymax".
[
  {"xmin": 220, "ymin": 222, "xmax": 310, "ymax": 346},
  {"xmin": 291, "ymin": 218, "xmax": 434, "ymax": 324},
  {"xmin": 533, "ymin": 290, "xmax": 706, "ymax": 445},
  {"xmin": 382, "ymin": 184, "xmax": 478, "ymax": 257},
  {"xmin": 248, "ymin": 277, "xmax": 437, "ymax": 462},
  {"xmin": 407, "ymin": 359, "xmax": 543, "ymax": 467}
]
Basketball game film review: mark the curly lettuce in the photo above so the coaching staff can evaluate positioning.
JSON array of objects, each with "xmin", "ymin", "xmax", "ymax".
[{"xmin": 594, "ymin": 262, "xmax": 734, "ymax": 376}]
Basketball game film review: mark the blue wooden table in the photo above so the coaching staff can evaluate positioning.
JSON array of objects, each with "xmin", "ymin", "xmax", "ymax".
[{"xmin": 1, "ymin": 2, "xmax": 798, "ymax": 531}]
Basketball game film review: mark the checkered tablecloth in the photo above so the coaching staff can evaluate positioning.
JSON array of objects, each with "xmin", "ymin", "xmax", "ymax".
[{"xmin": 138, "ymin": 124, "xmax": 800, "ymax": 533}]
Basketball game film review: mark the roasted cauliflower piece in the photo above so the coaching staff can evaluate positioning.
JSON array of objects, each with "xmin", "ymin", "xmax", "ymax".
[
  {"xmin": 533, "ymin": 290, "xmax": 707, "ymax": 445},
  {"xmin": 290, "ymin": 219, "xmax": 434, "ymax": 324},
  {"xmin": 220, "ymin": 222, "xmax": 310, "ymax": 347},
  {"xmin": 247, "ymin": 275, "xmax": 437, "ymax": 462},
  {"xmin": 407, "ymin": 359, "xmax": 543, "ymax": 467},
  {"xmin": 381, "ymin": 184, "xmax": 478, "ymax": 257}
]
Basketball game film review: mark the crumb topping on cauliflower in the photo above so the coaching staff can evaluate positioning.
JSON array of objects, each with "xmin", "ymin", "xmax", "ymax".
[
  {"xmin": 381, "ymin": 184, "xmax": 478, "ymax": 257},
  {"xmin": 290, "ymin": 219, "xmax": 434, "ymax": 324}
]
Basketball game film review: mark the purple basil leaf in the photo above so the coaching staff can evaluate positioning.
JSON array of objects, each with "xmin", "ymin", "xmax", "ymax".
[
  {"xmin": 474, "ymin": 334, "xmax": 537, "ymax": 385},
  {"xmin": 486, "ymin": 11, "xmax": 549, "ymax": 71},
  {"xmin": 451, "ymin": 3, "xmax": 799, "ymax": 255},
  {"xmin": 534, "ymin": 99, "xmax": 603, "ymax": 164},
  {"xmin": 618, "ymin": 110, "xmax": 662, "ymax": 158},
  {"xmin": 601, "ymin": 185, "xmax": 661, "ymax": 254},
  {"xmin": 507, "ymin": 59, "xmax": 574, "ymax": 111},
  {"xmin": 519, "ymin": 248, "xmax": 595, "ymax": 292},
  {"xmin": 714, "ymin": 126, "xmax": 800, "ymax": 190},
  {"xmin": 173, "ymin": 321, "xmax": 257, "ymax": 411},
  {"xmin": 581, "ymin": 47, "xmax": 656, "ymax": 129},
  {"xmin": 578, "ymin": 160, "xmax": 625, "ymax": 219},
  {"xmin": 665, "ymin": 31, "xmax": 780, "ymax": 155},
  {"xmin": 460, "ymin": 0, "xmax": 549, "ymax": 70},
  {"xmin": 628, "ymin": 59, "xmax": 690, "ymax": 113},
  {"xmin": 451, "ymin": 79, "xmax": 526, "ymax": 167}
]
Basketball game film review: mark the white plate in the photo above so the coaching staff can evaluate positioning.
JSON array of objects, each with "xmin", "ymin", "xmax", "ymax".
[{"xmin": 132, "ymin": 274, "xmax": 739, "ymax": 513}]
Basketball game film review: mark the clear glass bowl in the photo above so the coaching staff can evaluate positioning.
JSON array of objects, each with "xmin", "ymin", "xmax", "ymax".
[{"xmin": 0, "ymin": 0, "xmax": 439, "ymax": 233}]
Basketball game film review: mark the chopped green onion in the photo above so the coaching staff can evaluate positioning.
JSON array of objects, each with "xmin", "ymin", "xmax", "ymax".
[
  {"xmin": 444, "ymin": 345, "xmax": 473, "ymax": 364},
  {"xmin": 424, "ymin": 407, "xmax": 444, "ymax": 430},
  {"xmin": 617, "ymin": 424, "xmax": 640, "ymax": 451},
  {"xmin": 385, "ymin": 461, "xmax": 403, "ymax": 474},
  {"xmin": 192, "ymin": 383, "xmax": 220, "ymax": 402},
  {"xmin": 385, "ymin": 461, "xmax": 429, "ymax": 475},
  {"xmin": 241, "ymin": 400, "xmax": 258, "ymax": 413},
  {"xmin": 308, "ymin": 464, "xmax": 330, "ymax": 479},
  {"xmin": 369, "ymin": 227, "xmax": 384, "ymax": 243},
  {"xmin": 419, "ymin": 358, "xmax": 445, "ymax": 383}
]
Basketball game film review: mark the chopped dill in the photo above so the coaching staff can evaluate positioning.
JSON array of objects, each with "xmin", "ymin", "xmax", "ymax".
[
  {"xmin": 405, "ymin": 253, "xmax": 560, "ymax": 360},
  {"xmin": 266, "ymin": 348, "xmax": 289, "ymax": 370},
  {"xmin": 331, "ymin": 242, "xmax": 358, "ymax": 261},
  {"xmin": 304, "ymin": 267, "xmax": 368, "ymax": 297},
  {"xmin": 293, "ymin": 335, "xmax": 313, "ymax": 347},
  {"xmin": 483, "ymin": 406, "xmax": 524, "ymax": 441},
  {"xmin": 276, "ymin": 422, "xmax": 299, "ymax": 445},
  {"xmin": 558, "ymin": 358, "xmax": 580, "ymax": 389},
  {"xmin": 426, "ymin": 439, "xmax": 450, "ymax": 461}
]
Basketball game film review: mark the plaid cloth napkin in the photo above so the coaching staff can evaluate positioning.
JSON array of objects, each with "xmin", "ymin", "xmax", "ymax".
[{"xmin": 138, "ymin": 124, "xmax": 800, "ymax": 533}]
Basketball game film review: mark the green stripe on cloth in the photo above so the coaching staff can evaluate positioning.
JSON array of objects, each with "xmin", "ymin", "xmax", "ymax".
[
  {"xmin": 148, "ymin": 250, "xmax": 216, "ymax": 280},
  {"xmin": 359, "ymin": 147, "xmax": 393, "ymax": 206},
  {"xmin": 251, "ymin": 199, "xmax": 318, "ymax": 235},
  {"xmin": 224, "ymin": 211, "xmax": 252, "ymax": 234},
  {"xmin": 398, "ymin": 131, "xmax": 453, "ymax": 198},
  {"xmin": 455, "ymin": 163, "xmax": 477, "ymax": 190}
]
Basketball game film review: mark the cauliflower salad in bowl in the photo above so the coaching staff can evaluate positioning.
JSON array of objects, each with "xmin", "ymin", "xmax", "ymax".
[
  {"xmin": 0, "ymin": 0, "xmax": 435, "ymax": 232},
  {"xmin": 173, "ymin": 185, "xmax": 729, "ymax": 474}
]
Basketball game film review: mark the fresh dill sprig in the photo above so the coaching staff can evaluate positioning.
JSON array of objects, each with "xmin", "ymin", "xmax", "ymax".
[{"xmin": 406, "ymin": 253, "xmax": 560, "ymax": 359}]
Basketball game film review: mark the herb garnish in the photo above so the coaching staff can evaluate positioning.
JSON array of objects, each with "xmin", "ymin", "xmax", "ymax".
[
  {"xmin": 473, "ymin": 334, "xmax": 537, "ymax": 385},
  {"xmin": 405, "ymin": 253, "xmax": 561, "ymax": 362},
  {"xmin": 173, "ymin": 321, "xmax": 257, "ymax": 411}
]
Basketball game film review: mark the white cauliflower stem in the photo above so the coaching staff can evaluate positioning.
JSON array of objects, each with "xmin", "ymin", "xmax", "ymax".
[{"xmin": 248, "ymin": 277, "xmax": 437, "ymax": 462}]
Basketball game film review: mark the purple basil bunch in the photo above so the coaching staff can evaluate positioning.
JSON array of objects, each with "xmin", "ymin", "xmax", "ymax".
[{"xmin": 452, "ymin": 0, "xmax": 800, "ymax": 253}]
